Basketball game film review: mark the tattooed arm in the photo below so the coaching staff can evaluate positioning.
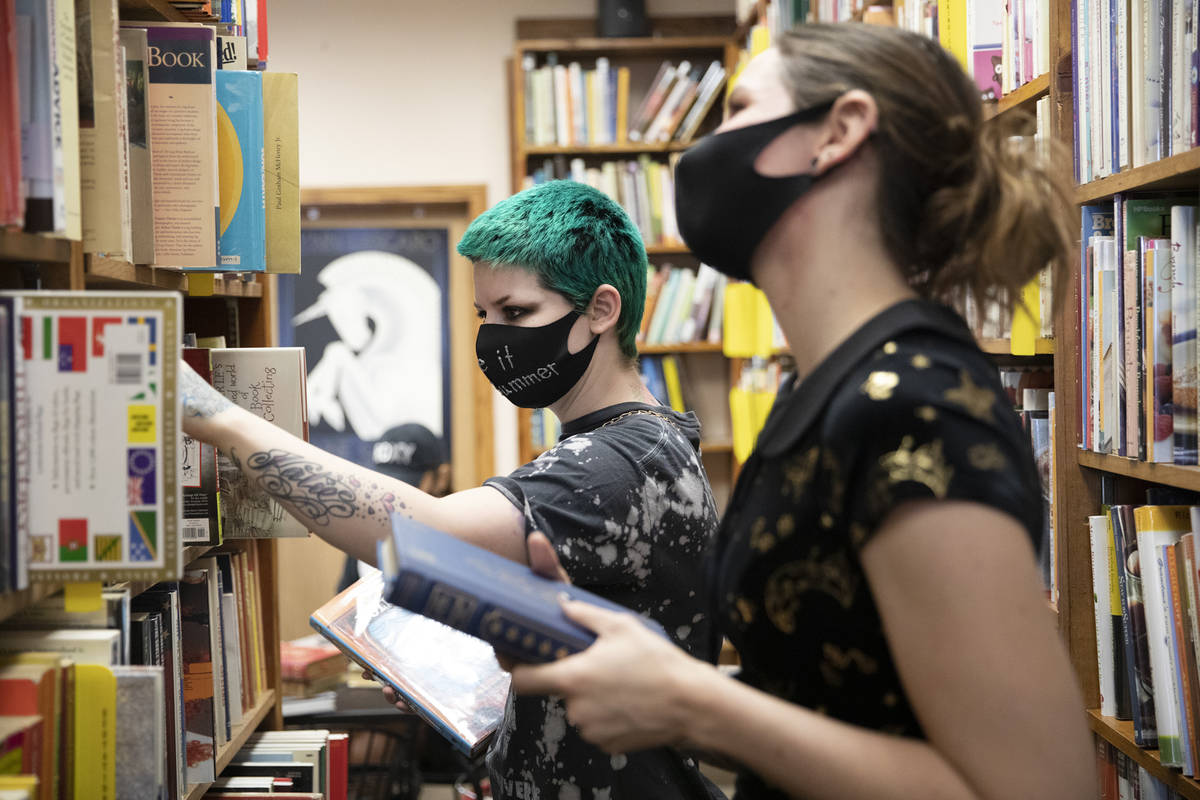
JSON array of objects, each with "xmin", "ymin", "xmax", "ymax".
[{"xmin": 179, "ymin": 359, "xmax": 527, "ymax": 565}]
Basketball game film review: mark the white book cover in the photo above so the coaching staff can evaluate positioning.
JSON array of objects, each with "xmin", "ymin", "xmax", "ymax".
[
  {"xmin": 1117, "ymin": 0, "xmax": 1130, "ymax": 170},
  {"xmin": 534, "ymin": 66, "xmax": 554, "ymax": 146},
  {"xmin": 1135, "ymin": 505, "xmax": 1192, "ymax": 768},
  {"xmin": 1131, "ymin": 0, "xmax": 1147, "ymax": 166},
  {"xmin": 0, "ymin": 627, "xmax": 121, "ymax": 664},
  {"xmin": 209, "ymin": 347, "xmax": 310, "ymax": 538},
  {"xmin": 1153, "ymin": 238, "xmax": 1176, "ymax": 462},
  {"xmin": 595, "ymin": 57, "xmax": 611, "ymax": 144},
  {"xmin": 663, "ymin": 269, "xmax": 697, "ymax": 346},
  {"xmin": 112, "ymin": 665, "xmax": 166, "ymax": 800},
  {"xmin": 1146, "ymin": 0, "xmax": 1166, "ymax": 163},
  {"xmin": 219, "ymin": 568, "xmax": 244, "ymax": 727},
  {"xmin": 1091, "ymin": 514, "xmax": 1116, "ymax": 717},
  {"xmin": 1172, "ymin": 0, "xmax": 1191, "ymax": 154},
  {"xmin": 567, "ymin": 61, "xmax": 584, "ymax": 145},
  {"xmin": 552, "ymin": 63, "xmax": 569, "ymax": 147},
  {"xmin": 2, "ymin": 291, "xmax": 181, "ymax": 582},
  {"xmin": 1099, "ymin": 0, "xmax": 1113, "ymax": 175}
]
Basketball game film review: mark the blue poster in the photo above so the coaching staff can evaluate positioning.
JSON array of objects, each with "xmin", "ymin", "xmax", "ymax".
[{"xmin": 278, "ymin": 227, "xmax": 451, "ymax": 467}]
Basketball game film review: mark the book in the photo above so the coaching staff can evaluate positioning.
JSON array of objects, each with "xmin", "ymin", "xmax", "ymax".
[
  {"xmin": 261, "ymin": 72, "xmax": 299, "ymax": 274},
  {"xmin": 72, "ymin": 664, "xmax": 116, "ymax": 800},
  {"xmin": 0, "ymin": 628, "xmax": 120, "ymax": 664},
  {"xmin": 209, "ymin": 347, "xmax": 309, "ymax": 538},
  {"xmin": 279, "ymin": 634, "xmax": 345, "ymax": 692},
  {"xmin": 1091, "ymin": 514, "xmax": 1117, "ymax": 716},
  {"xmin": 121, "ymin": 21, "xmax": 218, "ymax": 268},
  {"xmin": 77, "ymin": 0, "xmax": 133, "ymax": 258},
  {"xmin": 377, "ymin": 514, "xmax": 670, "ymax": 662},
  {"xmin": 134, "ymin": 584, "xmax": 186, "ymax": 800},
  {"xmin": 1165, "ymin": 542, "xmax": 1196, "ymax": 774},
  {"xmin": 675, "ymin": 61, "xmax": 726, "ymax": 143},
  {"xmin": 118, "ymin": 28, "xmax": 155, "ymax": 266},
  {"xmin": 15, "ymin": 0, "xmax": 81, "ymax": 238},
  {"xmin": 0, "ymin": 291, "xmax": 182, "ymax": 582},
  {"xmin": 213, "ymin": 552, "xmax": 244, "ymax": 727},
  {"xmin": 1175, "ymin": 536, "xmax": 1200, "ymax": 772},
  {"xmin": 309, "ymin": 568, "xmax": 509, "ymax": 758},
  {"xmin": 1136, "ymin": 504, "xmax": 1193, "ymax": 766},
  {"xmin": 215, "ymin": 70, "xmax": 265, "ymax": 270},
  {"xmin": 192, "ymin": 556, "xmax": 229, "ymax": 746},
  {"xmin": 180, "ymin": 567, "xmax": 218, "ymax": 783},
  {"xmin": 181, "ymin": 347, "xmax": 222, "ymax": 545},
  {"xmin": 1172, "ymin": 205, "xmax": 1199, "ymax": 464},
  {"xmin": 0, "ymin": 0, "xmax": 21, "ymax": 228},
  {"xmin": 0, "ymin": 716, "xmax": 42, "ymax": 782},
  {"xmin": 1112, "ymin": 504, "xmax": 1158, "ymax": 744},
  {"xmin": 0, "ymin": 659, "xmax": 62, "ymax": 800},
  {"xmin": 112, "ymin": 665, "xmax": 165, "ymax": 800}
]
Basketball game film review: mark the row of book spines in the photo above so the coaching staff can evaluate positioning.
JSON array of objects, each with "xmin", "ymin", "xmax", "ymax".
[
  {"xmin": 199, "ymin": 729, "xmax": 348, "ymax": 798},
  {"xmin": 640, "ymin": 264, "xmax": 726, "ymax": 347},
  {"xmin": 523, "ymin": 57, "xmax": 726, "ymax": 148},
  {"xmin": 526, "ymin": 155, "xmax": 681, "ymax": 248},
  {"xmin": 1095, "ymin": 735, "xmax": 1187, "ymax": 799},
  {"xmin": 1079, "ymin": 199, "xmax": 1199, "ymax": 464},
  {"xmin": 640, "ymin": 355, "xmax": 690, "ymax": 413},
  {"xmin": 1090, "ymin": 504, "xmax": 1200, "ymax": 776},
  {"xmin": 529, "ymin": 408, "xmax": 562, "ymax": 453},
  {"xmin": 1071, "ymin": 0, "xmax": 1200, "ymax": 183}
]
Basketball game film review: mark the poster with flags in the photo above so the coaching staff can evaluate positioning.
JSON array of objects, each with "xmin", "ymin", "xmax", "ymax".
[{"xmin": 1, "ymin": 291, "xmax": 181, "ymax": 583}]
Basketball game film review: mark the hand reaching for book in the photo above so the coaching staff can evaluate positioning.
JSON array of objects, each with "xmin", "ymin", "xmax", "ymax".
[{"xmin": 179, "ymin": 357, "xmax": 235, "ymax": 442}]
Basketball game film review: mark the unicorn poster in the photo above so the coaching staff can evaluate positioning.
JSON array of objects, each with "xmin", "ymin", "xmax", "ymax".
[{"xmin": 279, "ymin": 227, "xmax": 451, "ymax": 467}]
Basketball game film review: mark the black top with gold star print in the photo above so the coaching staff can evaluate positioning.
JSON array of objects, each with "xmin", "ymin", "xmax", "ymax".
[{"xmin": 710, "ymin": 299, "xmax": 1042, "ymax": 800}]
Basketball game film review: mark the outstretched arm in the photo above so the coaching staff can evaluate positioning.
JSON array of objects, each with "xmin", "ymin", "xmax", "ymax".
[
  {"xmin": 510, "ymin": 501, "xmax": 1094, "ymax": 800},
  {"xmin": 180, "ymin": 359, "xmax": 526, "ymax": 564}
]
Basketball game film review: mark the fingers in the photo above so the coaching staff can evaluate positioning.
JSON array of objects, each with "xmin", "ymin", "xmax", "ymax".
[
  {"xmin": 509, "ymin": 660, "xmax": 573, "ymax": 696},
  {"xmin": 527, "ymin": 531, "xmax": 571, "ymax": 583},
  {"xmin": 560, "ymin": 600, "xmax": 629, "ymax": 634}
]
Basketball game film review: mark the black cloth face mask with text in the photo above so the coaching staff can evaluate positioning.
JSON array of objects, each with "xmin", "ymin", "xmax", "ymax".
[{"xmin": 476, "ymin": 309, "xmax": 599, "ymax": 409}]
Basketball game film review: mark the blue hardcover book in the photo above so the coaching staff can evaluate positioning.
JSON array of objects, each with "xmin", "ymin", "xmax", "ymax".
[
  {"xmin": 215, "ymin": 70, "xmax": 266, "ymax": 271},
  {"xmin": 378, "ymin": 514, "xmax": 669, "ymax": 663}
]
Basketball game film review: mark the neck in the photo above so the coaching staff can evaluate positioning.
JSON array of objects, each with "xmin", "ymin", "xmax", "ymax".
[
  {"xmin": 753, "ymin": 180, "xmax": 916, "ymax": 380},
  {"xmin": 549, "ymin": 340, "xmax": 658, "ymax": 424}
]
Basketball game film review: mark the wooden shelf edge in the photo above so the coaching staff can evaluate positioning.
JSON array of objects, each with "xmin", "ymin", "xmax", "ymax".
[
  {"xmin": 523, "ymin": 142, "xmax": 692, "ymax": 155},
  {"xmin": 994, "ymin": 72, "xmax": 1051, "ymax": 117},
  {"xmin": 1089, "ymin": 711, "xmax": 1200, "ymax": 798},
  {"xmin": 1078, "ymin": 450, "xmax": 1200, "ymax": 491},
  {"xmin": 0, "ymin": 230, "xmax": 73, "ymax": 263},
  {"xmin": 644, "ymin": 244, "xmax": 692, "ymax": 255},
  {"xmin": 184, "ymin": 689, "xmax": 280, "ymax": 798},
  {"xmin": 1077, "ymin": 148, "xmax": 1200, "ymax": 204},
  {"xmin": 84, "ymin": 257, "xmax": 265, "ymax": 297},
  {"xmin": 0, "ymin": 583, "xmax": 61, "ymax": 624},
  {"xmin": 976, "ymin": 337, "xmax": 1055, "ymax": 355},
  {"xmin": 516, "ymin": 35, "xmax": 730, "ymax": 53},
  {"xmin": 638, "ymin": 342, "xmax": 724, "ymax": 354},
  {"xmin": 118, "ymin": 0, "xmax": 187, "ymax": 22}
]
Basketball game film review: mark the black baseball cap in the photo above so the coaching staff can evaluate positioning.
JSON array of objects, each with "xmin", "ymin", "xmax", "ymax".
[{"xmin": 371, "ymin": 423, "xmax": 446, "ymax": 486}]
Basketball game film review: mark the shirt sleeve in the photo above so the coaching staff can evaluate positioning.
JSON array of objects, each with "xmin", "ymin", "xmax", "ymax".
[
  {"xmin": 483, "ymin": 433, "xmax": 648, "ymax": 588},
  {"xmin": 828, "ymin": 352, "xmax": 1042, "ymax": 552}
]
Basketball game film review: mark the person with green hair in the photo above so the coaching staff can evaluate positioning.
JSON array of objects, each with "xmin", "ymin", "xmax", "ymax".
[{"xmin": 178, "ymin": 180, "xmax": 726, "ymax": 799}]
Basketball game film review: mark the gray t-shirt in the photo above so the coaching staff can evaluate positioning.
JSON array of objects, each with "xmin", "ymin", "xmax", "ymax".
[{"xmin": 484, "ymin": 402, "xmax": 724, "ymax": 800}]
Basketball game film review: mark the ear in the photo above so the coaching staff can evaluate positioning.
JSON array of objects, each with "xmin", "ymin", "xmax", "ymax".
[
  {"xmin": 812, "ymin": 89, "xmax": 877, "ymax": 175},
  {"xmin": 586, "ymin": 284, "xmax": 623, "ymax": 336}
]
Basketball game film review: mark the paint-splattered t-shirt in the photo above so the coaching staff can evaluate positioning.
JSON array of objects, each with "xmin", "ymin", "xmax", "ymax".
[{"xmin": 484, "ymin": 401, "xmax": 725, "ymax": 800}]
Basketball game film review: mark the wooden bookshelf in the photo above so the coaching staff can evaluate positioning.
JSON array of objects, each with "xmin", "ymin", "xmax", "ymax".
[
  {"xmin": 996, "ymin": 72, "xmax": 1051, "ymax": 116},
  {"xmin": 1089, "ymin": 711, "xmax": 1200, "ymax": 798},
  {"xmin": 976, "ymin": 336, "xmax": 1055, "ymax": 355},
  {"xmin": 1076, "ymin": 147, "xmax": 1200, "ymax": 204},
  {"xmin": 645, "ymin": 243, "xmax": 693, "ymax": 255},
  {"xmin": 84, "ymin": 256, "xmax": 265, "ymax": 297},
  {"xmin": 516, "ymin": 35, "xmax": 732, "ymax": 55},
  {"xmin": 525, "ymin": 143, "xmax": 694, "ymax": 155},
  {"xmin": 0, "ymin": 230, "xmax": 73, "ymax": 263},
  {"xmin": 639, "ymin": 341, "xmax": 724, "ymax": 354},
  {"xmin": 183, "ymin": 690, "xmax": 280, "ymax": 800},
  {"xmin": 117, "ymin": 0, "xmax": 188, "ymax": 22},
  {"xmin": 0, "ymin": 583, "xmax": 62, "ymax": 624},
  {"xmin": 1078, "ymin": 451, "xmax": 1200, "ymax": 492}
]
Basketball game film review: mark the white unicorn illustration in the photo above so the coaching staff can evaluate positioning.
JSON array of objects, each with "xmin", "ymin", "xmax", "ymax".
[{"xmin": 293, "ymin": 249, "xmax": 443, "ymax": 440}]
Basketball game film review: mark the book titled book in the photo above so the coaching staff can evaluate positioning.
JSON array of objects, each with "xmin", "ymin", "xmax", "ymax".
[
  {"xmin": 0, "ymin": 292, "xmax": 181, "ymax": 582},
  {"xmin": 378, "ymin": 514, "xmax": 669, "ymax": 663},
  {"xmin": 209, "ymin": 347, "xmax": 308, "ymax": 538},
  {"xmin": 181, "ymin": 347, "xmax": 221, "ymax": 545},
  {"xmin": 215, "ymin": 70, "xmax": 265, "ymax": 271},
  {"xmin": 309, "ymin": 568, "xmax": 508, "ymax": 758},
  {"xmin": 118, "ymin": 28, "xmax": 155, "ymax": 266},
  {"xmin": 121, "ymin": 21, "xmax": 217, "ymax": 268}
]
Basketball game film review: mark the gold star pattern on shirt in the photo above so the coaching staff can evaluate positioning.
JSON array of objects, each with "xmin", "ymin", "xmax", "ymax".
[
  {"xmin": 968, "ymin": 442, "xmax": 1008, "ymax": 470},
  {"xmin": 764, "ymin": 549, "xmax": 859, "ymax": 633},
  {"xmin": 783, "ymin": 446, "xmax": 820, "ymax": 500},
  {"xmin": 915, "ymin": 405, "xmax": 938, "ymax": 422},
  {"xmin": 943, "ymin": 369, "xmax": 996, "ymax": 422},
  {"xmin": 878, "ymin": 436, "xmax": 953, "ymax": 498},
  {"xmin": 911, "ymin": 354, "xmax": 932, "ymax": 369},
  {"xmin": 861, "ymin": 371, "xmax": 900, "ymax": 401}
]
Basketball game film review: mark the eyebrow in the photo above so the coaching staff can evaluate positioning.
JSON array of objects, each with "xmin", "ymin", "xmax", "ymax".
[{"xmin": 473, "ymin": 294, "xmax": 511, "ymax": 310}]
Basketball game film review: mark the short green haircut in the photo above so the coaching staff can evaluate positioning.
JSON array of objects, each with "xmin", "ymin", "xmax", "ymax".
[{"xmin": 456, "ymin": 181, "xmax": 648, "ymax": 359}]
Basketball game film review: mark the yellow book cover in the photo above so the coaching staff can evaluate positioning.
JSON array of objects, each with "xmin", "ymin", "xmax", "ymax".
[
  {"xmin": 0, "ymin": 776, "xmax": 39, "ymax": 791},
  {"xmin": 645, "ymin": 158, "xmax": 664, "ymax": 244},
  {"xmin": 72, "ymin": 664, "xmax": 115, "ymax": 800},
  {"xmin": 749, "ymin": 24, "xmax": 771, "ymax": 57},
  {"xmin": 661, "ymin": 355, "xmax": 685, "ymax": 413},
  {"xmin": 616, "ymin": 67, "xmax": 630, "ymax": 144},
  {"xmin": 937, "ymin": 0, "xmax": 969, "ymax": 72},
  {"xmin": 1010, "ymin": 277, "xmax": 1041, "ymax": 355},
  {"xmin": 722, "ymin": 282, "xmax": 775, "ymax": 357},
  {"xmin": 262, "ymin": 72, "xmax": 300, "ymax": 274}
]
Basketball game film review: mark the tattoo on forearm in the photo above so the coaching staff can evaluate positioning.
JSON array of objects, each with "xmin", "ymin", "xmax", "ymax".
[
  {"xmin": 236, "ymin": 448, "xmax": 399, "ymax": 527},
  {"xmin": 180, "ymin": 366, "xmax": 234, "ymax": 418}
]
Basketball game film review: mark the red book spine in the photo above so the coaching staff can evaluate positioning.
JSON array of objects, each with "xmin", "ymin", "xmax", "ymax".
[{"xmin": 328, "ymin": 732, "xmax": 349, "ymax": 800}]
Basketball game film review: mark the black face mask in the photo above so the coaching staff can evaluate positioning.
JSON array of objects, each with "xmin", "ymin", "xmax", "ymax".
[
  {"xmin": 674, "ymin": 101, "xmax": 837, "ymax": 284},
  {"xmin": 476, "ymin": 309, "xmax": 599, "ymax": 409}
]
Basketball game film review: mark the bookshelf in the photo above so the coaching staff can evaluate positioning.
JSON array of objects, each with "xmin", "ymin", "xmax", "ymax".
[
  {"xmin": 0, "ymin": 0, "xmax": 288, "ymax": 794},
  {"xmin": 508, "ymin": 15, "xmax": 741, "ymax": 509}
]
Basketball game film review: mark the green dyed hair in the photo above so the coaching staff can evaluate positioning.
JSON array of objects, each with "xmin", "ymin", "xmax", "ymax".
[{"xmin": 456, "ymin": 181, "xmax": 648, "ymax": 359}]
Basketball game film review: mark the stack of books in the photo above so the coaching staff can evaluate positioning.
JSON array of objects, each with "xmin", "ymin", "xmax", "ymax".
[
  {"xmin": 522, "ymin": 56, "xmax": 726, "ymax": 147},
  {"xmin": 1, "ymin": 0, "xmax": 295, "ymax": 272}
]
